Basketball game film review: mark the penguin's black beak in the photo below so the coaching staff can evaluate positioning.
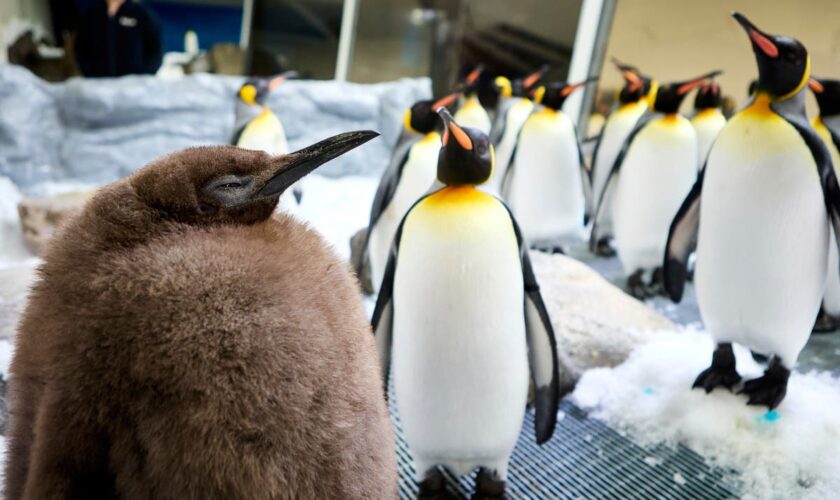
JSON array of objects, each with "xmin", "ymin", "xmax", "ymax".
[
  {"xmin": 561, "ymin": 76, "xmax": 599, "ymax": 96},
  {"xmin": 257, "ymin": 130, "xmax": 379, "ymax": 197},
  {"xmin": 437, "ymin": 107, "xmax": 473, "ymax": 150},
  {"xmin": 676, "ymin": 70, "xmax": 723, "ymax": 95},
  {"xmin": 523, "ymin": 65, "xmax": 550, "ymax": 91},
  {"xmin": 733, "ymin": 12, "xmax": 779, "ymax": 58}
]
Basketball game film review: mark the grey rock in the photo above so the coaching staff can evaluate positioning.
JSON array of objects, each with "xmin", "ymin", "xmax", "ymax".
[
  {"xmin": 531, "ymin": 251, "xmax": 674, "ymax": 394},
  {"xmin": 17, "ymin": 190, "xmax": 93, "ymax": 255}
]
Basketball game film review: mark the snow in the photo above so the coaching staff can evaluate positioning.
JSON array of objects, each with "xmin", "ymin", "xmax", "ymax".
[{"xmin": 573, "ymin": 328, "xmax": 840, "ymax": 499}]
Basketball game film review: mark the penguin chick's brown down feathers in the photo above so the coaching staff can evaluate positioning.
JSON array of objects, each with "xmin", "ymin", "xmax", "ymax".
[{"xmin": 4, "ymin": 136, "xmax": 397, "ymax": 499}]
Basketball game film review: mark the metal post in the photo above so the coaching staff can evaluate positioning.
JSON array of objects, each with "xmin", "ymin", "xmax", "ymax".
[
  {"xmin": 335, "ymin": 0, "xmax": 361, "ymax": 81},
  {"xmin": 240, "ymin": 0, "xmax": 254, "ymax": 49}
]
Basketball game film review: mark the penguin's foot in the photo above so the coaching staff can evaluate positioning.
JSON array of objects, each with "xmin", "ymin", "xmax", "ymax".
[
  {"xmin": 532, "ymin": 242, "xmax": 565, "ymax": 255},
  {"xmin": 646, "ymin": 267, "xmax": 665, "ymax": 297},
  {"xmin": 738, "ymin": 357, "xmax": 790, "ymax": 409},
  {"xmin": 472, "ymin": 468, "xmax": 506, "ymax": 500},
  {"xmin": 750, "ymin": 351, "xmax": 769, "ymax": 364},
  {"xmin": 693, "ymin": 343, "xmax": 741, "ymax": 393},
  {"xmin": 417, "ymin": 467, "xmax": 457, "ymax": 500},
  {"xmin": 812, "ymin": 307, "xmax": 838, "ymax": 334},
  {"xmin": 626, "ymin": 270, "xmax": 648, "ymax": 299},
  {"xmin": 594, "ymin": 237, "xmax": 616, "ymax": 257}
]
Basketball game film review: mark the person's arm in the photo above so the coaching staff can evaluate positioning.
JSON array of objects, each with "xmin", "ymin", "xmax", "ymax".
[{"xmin": 139, "ymin": 4, "xmax": 163, "ymax": 74}]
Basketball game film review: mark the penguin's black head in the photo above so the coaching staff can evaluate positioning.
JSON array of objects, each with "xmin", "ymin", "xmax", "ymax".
[
  {"xmin": 238, "ymin": 70, "xmax": 298, "ymax": 106},
  {"xmin": 496, "ymin": 65, "xmax": 549, "ymax": 99},
  {"xmin": 536, "ymin": 77, "xmax": 597, "ymax": 110},
  {"xmin": 809, "ymin": 78, "xmax": 840, "ymax": 118},
  {"xmin": 613, "ymin": 58, "xmax": 652, "ymax": 104},
  {"xmin": 459, "ymin": 65, "xmax": 484, "ymax": 96},
  {"xmin": 132, "ymin": 131, "xmax": 378, "ymax": 225},
  {"xmin": 733, "ymin": 12, "xmax": 809, "ymax": 100},
  {"xmin": 694, "ymin": 82, "xmax": 722, "ymax": 110},
  {"xmin": 747, "ymin": 79, "xmax": 758, "ymax": 96},
  {"xmin": 436, "ymin": 107, "xmax": 493, "ymax": 185},
  {"xmin": 653, "ymin": 71, "xmax": 722, "ymax": 114},
  {"xmin": 405, "ymin": 93, "xmax": 459, "ymax": 134}
]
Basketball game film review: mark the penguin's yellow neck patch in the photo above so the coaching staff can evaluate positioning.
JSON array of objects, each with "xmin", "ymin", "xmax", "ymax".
[
  {"xmin": 420, "ymin": 130, "xmax": 441, "ymax": 145},
  {"xmin": 403, "ymin": 109, "xmax": 419, "ymax": 135},
  {"xmin": 424, "ymin": 185, "xmax": 496, "ymax": 207},
  {"xmin": 695, "ymin": 108, "xmax": 720, "ymax": 120},
  {"xmin": 536, "ymin": 107, "xmax": 558, "ymax": 118},
  {"xmin": 741, "ymin": 93, "xmax": 776, "ymax": 120},
  {"xmin": 661, "ymin": 113, "xmax": 680, "ymax": 124},
  {"xmin": 463, "ymin": 96, "xmax": 480, "ymax": 110}
]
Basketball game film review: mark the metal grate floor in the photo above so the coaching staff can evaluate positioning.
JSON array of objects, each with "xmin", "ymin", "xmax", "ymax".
[{"xmin": 391, "ymin": 395, "xmax": 738, "ymax": 499}]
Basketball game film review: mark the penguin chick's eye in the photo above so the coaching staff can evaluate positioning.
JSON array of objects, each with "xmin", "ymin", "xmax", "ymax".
[{"xmin": 219, "ymin": 182, "xmax": 242, "ymax": 189}]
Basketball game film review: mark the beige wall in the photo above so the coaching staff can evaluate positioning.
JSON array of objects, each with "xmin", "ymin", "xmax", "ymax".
[{"xmin": 600, "ymin": 0, "xmax": 840, "ymax": 114}]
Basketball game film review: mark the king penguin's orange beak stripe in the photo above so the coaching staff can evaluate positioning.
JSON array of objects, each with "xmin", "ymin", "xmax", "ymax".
[
  {"xmin": 676, "ymin": 71, "xmax": 723, "ymax": 95},
  {"xmin": 466, "ymin": 67, "xmax": 482, "ymax": 85},
  {"xmin": 269, "ymin": 76, "xmax": 286, "ymax": 91},
  {"xmin": 448, "ymin": 123, "xmax": 472, "ymax": 150},
  {"xmin": 432, "ymin": 92, "xmax": 460, "ymax": 109},
  {"xmin": 622, "ymin": 70, "xmax": 643, "ymax": 92},
  {"xmin": 750, "ymin": 29, "xmax": 779, "ymax": 58},
  {"xmin": 809, "ymin": 79, "xmax": 825, "ymax": 93},
  {"xmin": 523, "ymin": 68, "xmax": 546, "ymax": 89}
]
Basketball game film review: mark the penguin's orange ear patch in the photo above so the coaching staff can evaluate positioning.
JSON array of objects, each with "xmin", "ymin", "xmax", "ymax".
[
  {"xmin": 449, "ymin": 123, "xmax": 472, "ymax": 150},
  {"xmin": 750, "ymin": 30, "xmax": 779, "ymax": 58},
  {"xmin": 809, "ymin": 79, "xmax": 825, "ymax": 93}
]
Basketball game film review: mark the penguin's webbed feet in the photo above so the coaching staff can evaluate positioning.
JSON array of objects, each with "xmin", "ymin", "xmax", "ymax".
[
  {"xmin": 812, "ymin": 307, "xmax": 838, "ymax": 334},
  {"xmin": 593, "ymin": 237, "xmax": 616, "ymax": 257},
  {"xmin": 472, "ymin": 468, "xmax": 506, "ymax": 500},
  {"xmin": 417, "ymin": 467, "xmax": 457, "ymax": 500},
  {"xmin": 532, "ymin": 242, "xmax": 565, "ymax": 255},
  {"xmin": 693, "ymin": 342, "xmax": 741, "ymax": 393},
  {"xmin": 645, "ymin": 267, "xmax": 665, "ymax": 297},
  {"xmin": 626, "ymin": 270, "xmax": 648, "ymax": 299},
  {"xmin": 738, "ymin": 357, "xmax": 790, "ymax": 409}
]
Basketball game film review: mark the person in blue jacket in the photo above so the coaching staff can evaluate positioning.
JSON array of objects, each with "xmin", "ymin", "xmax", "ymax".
[{"xmin": 75, "ymin": 0, "xmax": 163, "ymax": 77}]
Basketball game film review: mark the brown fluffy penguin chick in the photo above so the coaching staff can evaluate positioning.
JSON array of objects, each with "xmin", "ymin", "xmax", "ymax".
[{"xmin": 4, "ymin": 131, "xmax": 398, "ymax": 500}]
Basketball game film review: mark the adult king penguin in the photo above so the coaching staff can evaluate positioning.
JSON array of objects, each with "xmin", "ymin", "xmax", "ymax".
[
  {"xmin": 233, "ymin": 72, "xmax": 301, "ymax": 211},
  {"xmin": 5, "ymin": 132, "xmax": 399, "ymax": 498},
  {"xmin": 589, "ymin": 59, "xmax": 655, "ymax": 256},
  {"xmin": 808, "ymin": 77, "xmax": 840, "ymax": 332},
  {"xmin": 485, "ymin": 66, "xmax": 549, "ymax": 194},
  {"xmin": 664, "ymin": 13, "xmax": 840, "ymax": 409},
  {"xmin": 373, "ymin": 108, "xmax": 561, "ymax": 500},
  {"xmin": 358, "ymin": 93, "xmax": 459, "ymax": 294},
  {"xmin": 454, "ymin": 66, "xmax": 493, "ymax": 134},
  {"xmin": 691, "ymin": 80, "xmax": 727, "ymax": 169},
  {"xmin": 594, "ymin": 70, "xmax": 720, "ymax": 297},
  {"xmin": 503, "ymin": 79, "xmax": 596, "ymax": 252}
]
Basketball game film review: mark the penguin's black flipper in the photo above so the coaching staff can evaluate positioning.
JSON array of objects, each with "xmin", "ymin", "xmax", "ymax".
[
  {"xmin": 663, "ymin": 167, "xmax": 706, "ymax": 303},
  {"xmin": 354, "ymin": 132, "xmax": 418, "ymax": 276},
  {"xmin": 489, "ymin": 99, "xmax": 512, "ymax": 145},
  {"xmin": 773, "ymin": 100, "xmax": 840, "ymax": 267},
  {"xmin": 576, "ymin": 131, "xmax": 594, "ymax": 225},
  {"xmin": 502, "ymin": 204, "xmax": 561, "ymax": 445},
  {"xmin": 589, "ymin": 111, "xmax": 657, "ymax": 251}
]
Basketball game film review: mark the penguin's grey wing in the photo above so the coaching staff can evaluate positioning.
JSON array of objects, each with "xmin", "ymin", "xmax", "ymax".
[
  {"xmin": 501, "ymin": 202, "xmax": 561, "ymax": 444},
  {"xmin": 576, "ymin": 129, "xmax": 593, "ymax": 224},
  {"xmin": 588, "ymin": 112, "xmax": 657, "ymax": 251},
  {"xmin": 489, "ymin": 102, "xmax": 510, "ymax": 145},
  {"xmin": 588, "ymin": 128, "xmax": 605, "ymax": 183},
  {"xmin": 774, "ymin": 108, "xmax": 840, "ymax": 268},
  {"xmin": 663, "ymin": 166, "xmax": 706, "ymax": 302},
  {"xmin": 354, "ymin": 133, "xmax": 418, "ymax": 275}
]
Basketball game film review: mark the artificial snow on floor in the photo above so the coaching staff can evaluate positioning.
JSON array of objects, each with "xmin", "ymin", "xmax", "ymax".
[{"xmin": 573, "ymin": 329, "xmax": 840, "ymax": 499}]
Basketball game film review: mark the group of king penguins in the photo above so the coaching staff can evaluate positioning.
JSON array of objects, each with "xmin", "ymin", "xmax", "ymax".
[{"xmin": 222, "ymin": 12, "xmax": 840, "ymax": 497}]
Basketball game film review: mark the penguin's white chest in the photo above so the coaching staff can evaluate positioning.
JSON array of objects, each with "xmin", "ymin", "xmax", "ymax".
[
  {"xmin": 691, "ymin": 109, "xmax": 727, "ymax": 167},
  {"xmin": 487, "ymin": 98, "xmax": 534, "ymax": 194},
  {"xmin": 454, "ymin": 97, "xmax": 492, "ymax": 134},
  {"xmin": 368, "ymin": 132, "xmax": 440, "ymax": 292},
  {"xmin": 696, "ymin": 103, "xmax": 828, "ymax": 366},
  {"xmin": 507, "ymin": 109, "xmax": 584, "ymax": 242},
  {"xmin": 613, "ymin": 115, "xmax": 697, "ymax": 274},
  {"xmin": 392, "ymin": 187, "xmax": 528, "ymax": 476},
  {"xmin": 236, "ymin": 109, "xmax": 289, "ymax": 155}
]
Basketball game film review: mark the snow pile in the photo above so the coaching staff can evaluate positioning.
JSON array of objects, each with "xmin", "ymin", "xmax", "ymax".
[{"xmin": 573, "ymin": 329, "xmax": 840, "ymax": 499}]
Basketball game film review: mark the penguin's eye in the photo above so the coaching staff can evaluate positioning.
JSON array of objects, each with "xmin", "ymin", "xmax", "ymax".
[{"xmin": 220, "ymin": 182, "xmax": 242, "ymax": 189}]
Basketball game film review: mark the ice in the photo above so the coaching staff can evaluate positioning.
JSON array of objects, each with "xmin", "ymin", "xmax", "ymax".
[{"xmin": 573, "ymin": 329, "xmax": 840, "ymax": 499}]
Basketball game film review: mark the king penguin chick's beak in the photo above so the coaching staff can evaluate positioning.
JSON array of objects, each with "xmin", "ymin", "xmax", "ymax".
[
  {"xmin": 257, "ymin": 130, "xmax": 379, "ymax": 197},
  {"xmin": 676, "ymin": 70, "xmax": 724, "ymax": 95},
  {"xmin": 268, "ymin": 70, "xmax": 299, "ymax": 91},
  {"xmin": 732, "ymin": 12, "xmax": 779, "ymax": 58},
  {"xmin": 436, "ymin": 107, "xmax": 473, "ymax": 150}
]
